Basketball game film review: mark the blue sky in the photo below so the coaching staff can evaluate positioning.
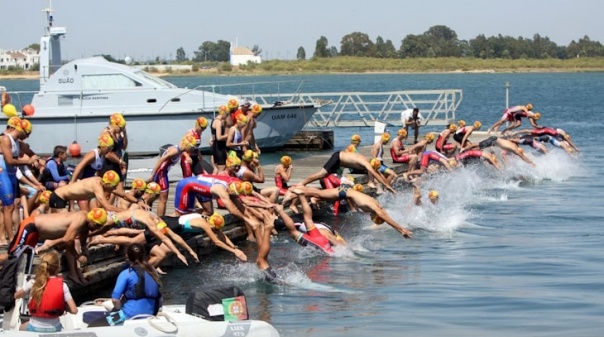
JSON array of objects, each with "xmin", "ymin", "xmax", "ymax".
[{"xmin": 3, "ymin": 0, "xmax": 602, "ymax": 61}]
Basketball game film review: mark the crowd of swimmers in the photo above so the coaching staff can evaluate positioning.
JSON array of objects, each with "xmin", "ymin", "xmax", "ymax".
[{"xmin": 0, "ymin": 94, "xmax": 580, "ymax": 330}]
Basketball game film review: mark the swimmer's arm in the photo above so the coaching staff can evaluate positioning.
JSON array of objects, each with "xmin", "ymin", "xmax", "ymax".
[
  {"xmin": 70, "ymin": 151, "xmax": 95, "ymax": 183},
  {"xmin": 206, "ymin": 226, "xmax": 247, "ymax": 260},
  {"xmin": 412, "ymin": 184, "xmax": 422, "ymax": 206},
  {"xmin": 105, "ymin": 151, "xmax": 121, "ymax": 165},
  {"xmin": 460, "ymin": 128, "xmax": 472, "ymax": 148},
  {"xmin": 89, "ymin": 220, "xmax": 118, "ymax": 237},
  {"xmin": 60, "ymin": 215, "xmax": 87, "ymax": 260},
  {"xmin": 346, "ymin": 198, "xmax": 359, "ymax": 212},
  {"xmin": 112, "ymin": 189, "xmax": 138, "ymax": 204},
  {"xmin": 150, "ymin": 227, "xmax": 188, "ymax": 266},
  {"xmin": 528, "ymin": 117, "xmax": 540, "ymax": 128},
  {"xmin": 93, "ymin": 186, "xmax": 123, "ymax": 212},
  {"xmin": 166, "ymin": 229, "xmax": 199, "ymax": 263},
  {"xmin": 244, "ymin": 166, "xmax": 264, "ymax": 184},
  {"xmin": 1, "ymin": 137, "xmax": 34, "ymax": 166},
  {"xmin": 148, "ymin": 149, "xmax": 176, "ymax": 181}
]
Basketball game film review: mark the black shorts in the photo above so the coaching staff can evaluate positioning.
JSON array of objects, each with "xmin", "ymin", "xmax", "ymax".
[
  {"xmin": 323, "ymin": 152, "xmax": 341, "ymax": 174},
  {"xmin": 478, "ymin": 136, "xmax": 498, "ymax": 150},
  {"xmin": 49, "ymin": 191, "xmax": 68, "ymax": 209}
]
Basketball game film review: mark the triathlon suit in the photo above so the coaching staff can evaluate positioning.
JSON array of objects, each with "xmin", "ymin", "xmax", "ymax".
[
  {"xmin": 478, "ymin": 136, "xmax": 499, "ymax": 150},
  {"xmin": 162, "ymin": 214, "xmax": 204, "ymax": 236},
  {"xmin": 293, "ymin": 221, "xmax": 333, "ymax": 255},
  {"xmin": 435, "ymin": 130, "xmax": 455, "ymax": 154},
  {"xmin": 274, "ymin": 169, "xmax": 289, "ymax": 195},
  {"xmin": 531, "ymin": 127, "xmax": 559, "ymax": 137},
  {"xmin": 101, "ymin": 128, "xmax": 125, "ymax": 180},
  {"xmin": 500, "ymin": 105, "xmax": 525, "ymax": 122},
  {"xmin": 455, "ymin": 149, "xmax": 484, "ymax": 164},
  {"xmin": 390, "ymin": 138, "xmax": 412, "ymax": 163},
  {"xmin": 453, "ymin": 127, "xmax": 470, "ymax": 145},
  {"xmin": 211, "ymin": 120, "xmax": 227, "ymax": 166},
  {"xmin": 318, "ymin": 174, "xmax": 346, "ymax": 216},
  {"xmin": 181, "ymin": 128, "xmax": 202, "ymax": 178},
  {"xmin": 374, "ymin": 144, "xmax": 390, "ymax": 174},
  {"xmin": 173, "ymin": 175, "xmax": 228, "ymax": 215},
  {"xmin": 419, "ymin": 151, "xmax": 448, "ymax": 168},
  {"xmin": 8, "ymin": 215, "xmax": 39, "ymax": 256},
  {"xmin": 517, "ymin": 134, "xmax": 540, "ymax": 149},
  {"xmin": 228, "ymin": 128, "xmax": 244, "ymax": 159},
  {"xmin": 0, "ymin": 133, "xmax": 22, "ymax": 206},
  {"xmin": 323, "ymin": 151, "xmax": 342, "ymax": 174},
  {"xmin": 153, "ymin": 145, "xmax": 182, "ymax": 192},
  {"xmin": 80, "ymin": 148, "xmax": 105, "ymax": 179}
]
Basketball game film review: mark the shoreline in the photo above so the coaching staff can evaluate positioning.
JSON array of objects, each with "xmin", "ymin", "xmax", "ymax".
[{"xmin": 2, "ymin": 67, "xmax": 604, "ymax": 80}]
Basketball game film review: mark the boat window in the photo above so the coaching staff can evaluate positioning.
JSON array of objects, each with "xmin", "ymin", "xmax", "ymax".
[
  {"xmin": 136, "ymin": 71, "xmax": 176, "ymax": 89},
  {"xmin": 82, "ymin": 74, "xmax": 141, "ymax": 89}
]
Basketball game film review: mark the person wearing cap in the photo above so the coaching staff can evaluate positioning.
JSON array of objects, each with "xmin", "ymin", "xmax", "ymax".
[
  {"xmin": 298, "ymin": 150, "xmax": 397, "ymax": 194},
  {"xmin": 455, "ymin": 149, "xmax": 502, "ymax": 170},
  {"xmin": 115, "ymin": 178, "xmax": 151, "ymax": 210},
  {"xmin": 88, "ymin": 209, "xmax": 198, "ymax": 268},
  {"xmin": 510, "ymin": 126, "xmax": 580, "ymax": 154},
  {"xmin": 292, "ymin": 186, "xmax": 412, "ymax": 239},
  {"xmin": 2, "ymin": 208, "xmax": 108, "ymax": 285},
  {"xmin": 226, "ymin": 113, "xmax": 248, "ymax": 159},
  {"xmin": 370, "ymin": 132, "xmax": 397, "ymax": 189},
  {"xmin": 100, "ymin": 113, "xmax": 129, "ymax": 200},
  {"xmin": 499, "ymin": 110, "xmax": 541, "ymax": 135},
  {"xmin": 390, "ymin": 128, "xmax": 419, "ymax": 173},
  {"xmin": 350, "ymin": 134, "xmax": 361, "ymax": 149},
  {"xmin": 0, "ymin": 117, "xmax": 40, "ymax": 245},
  {"xmin": 148, "ymin": 134, "xmax": 197, "ymax": 216},
  {"xmin": 487, "ymin": 103, "xmax": 534, "ymax": 134},
  {"xmin": 223, "ymin": 98, "xmax": 239, "ymax": 130},
  {"xmin": 181, "ymin": 117, "xmax": 209, "ymax": 178},
  {"xmin": 50, "ymin": 170, "xmax": 134, "ymax": 213},
  {"xmin": 406, "ymin": 132, "xmax": 436, "ymax": 158},
  {"xmin": 453, "ymin": 121, "xmax": 482, "ymax": 150},
  {"xmin": 464, "ymin": 136, "xmax": 536, "ymax": 167},
  {"xmin": 412, "ymin": 183, "xmax": 440, "ymax": 206},
  {"xmin": 242, "ymin": 102, "xmax": 262, "ymax": 154},
  {"xmin": 401, "ymin": 107, "xmax": 424, "ymax": 143},
  {"xmin": 403, "ymin": 150, "xmax": 456, "ymax": 181},
  {"xmin": 235, "ymin": 150, "xmax": 280, "ymax": 204},
  {"xmin": 435, "ymin": 124, "xmax": 459, "ymax": 157},
  {"xmin": 211, "ymin": 105, "xmax": 230, "ymax": 174},
  {"xmin": 141, "ymin": 181, "xmax": 161, "ymax": 209}
]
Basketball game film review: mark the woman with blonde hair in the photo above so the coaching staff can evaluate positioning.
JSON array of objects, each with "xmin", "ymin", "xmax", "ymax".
[{"xmin": 14, "ymin": 250, "xmax": 77, "ymax": 332}]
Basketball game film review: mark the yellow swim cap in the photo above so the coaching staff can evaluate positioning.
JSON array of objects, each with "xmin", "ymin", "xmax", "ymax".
[
  {"xmin": 2, "ymin": 103, "xmax": 18, "ymax": 117},
  {"xmin": 353, "ymin": 184, "xmax": 363, "ymax": 192},
  {"xmin": 87, "ymin": 208, "xmax": 108, "ymax": 225},
  {"xmin": 381, "ymin": 132, "xmax": 391, "ymax": 143},
  {"xmin": 526, "ymin": 103, "xmax": 533, "ymax": 111},
  {"xmin": 533, "ymin": 112, "xmax": 541, "ymax": 120},
  {"xmin": 229, "ymin": 181, "xmax": 243, "ymax": 195},
  {"xmin": 102, "ymin": 170, "xmax": 121, "ymax": 187},
  {"xmin": 448, "ymin": 123, "xmax": 458, "ymax": 132},
  {"xmin": 370, "ymin": 158, "xmax": 381, "ymax": 170},
  {"xmin": 345, "ymin": 144, "xmax": 357, "ymax": 153},
  {"xmin": 20, "ymin": 119, "xmax": 32, "ymax": 134},
  {"xmin": 225, "ymin": 156, "xmax": 242, "ymax": 168},
  {"xmin": 425, "ymin": 133, "xmax": 435, "ymax": 142},
  {"xmin": 145, "ymin": 182, "xmax": 161, "ymax": 195},
  {"xmin": 98, "ymin": 134, "xmax": 115, "ymax": 148},
  {"xmin": 242, "ymin": 149, "xmax": 256, "ymax": 162},
  {"xmin": 351, "ymin": 134, "xmax": 361, "ymax": 143},
  {"xmin": 251, "ymin": 104, "xmax": 263, "ymax": 115},
  {"xmin": 473, "ymin": 121, "xmax": 482, "ymax": 130},
  {"xmin": 131, "ymin": 178, "xmax": 147, "ymax": 191},
  {"xmin": 39, "ymin": 190, "xmax": 52, "ymax": 204},
  {"xmin": 180, "ymin": 134, "xmax": 197, "ymax": 149},
  {"xmin": 110, "ymin": 113, "xmax": 126, "ymax": 128},
  {"xmin": 241, "ymin": 181, "xmax": 254, "ymax": 195},
  {"xmin": 236, "ymin": 113, "xmax": 248, "ymax": 126},
  {"xmin": 280, "ymin": 155, "xmax": 292, "ymax": 166},
  {"xmin": 227, "ymin": 98, "xmax": 239, "ymax": 110},
  {"xmin": 428, "ymin": 190, "xmax": 439, "ymax": 199},
  {"xmin": 7, "ymin": 116, "xmax": 22, "ymax": 131},
  {"xmin": 397, "ymin": 129, "xmax": 407, "ymax": 137},
  {"xmin": 458, "ymin": 120, "xmax": 466, "ymax": 127},
  {"xmin": 209, "ymin": 213, "xmax": 225, "ymax": 230},
  {"xmin": 196, "ymin": 117, "xmax": 208, "ymax": 128},
  {"xmin": 217, "ymin": 105, "xmax": 228, "ymax": 115}
]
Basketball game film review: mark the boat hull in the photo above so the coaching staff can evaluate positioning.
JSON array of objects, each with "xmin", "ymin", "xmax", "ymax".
[{"xmin": 25, "ymin": 104, "xmax": 317, "ymax": 156}]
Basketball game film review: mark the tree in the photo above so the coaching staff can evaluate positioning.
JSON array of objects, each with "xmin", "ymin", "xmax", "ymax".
[
  {"xmin": 313, "ymin": 36, "xmax": 330, "ymax": 58},
  {"xmin": 340, "ymin": 32, "xmax": 375, "ymax": 57},
  {"xmin": 423, "ymin": 25, "xmax": 460, "ymax": 57},
  {"xmin": 251, "ymin": 45, "xmax": 262, "ymax": 56},
  {"xmin": 375, "ymin": 36, "xmax": 397, "ymax": 58},
  {"xmin": 193, "ymin": 40, "xmax": 231, "ymax": 62},
  {"xmin": 26, "ymin": 43, "xmax": 40, "ymax": 52},
  {"xmin": 400, "ymin": 34, "xmax": 429, "ymax": 58},
  {"xmin": 297, "ymin": 46, "xmax": 306, "ymax": 60},
  {"xmin": 175, "ymin": 47, "xmax": 187, "ymax": 62}
]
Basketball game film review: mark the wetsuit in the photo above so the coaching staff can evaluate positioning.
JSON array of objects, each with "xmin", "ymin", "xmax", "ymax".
[
  {"xmin": 152, "ymin": 145, "xmax": 182, "ymax": 192},
  {"xmin": 390, "ymin": 138, "xmax": 413, "ymax": 163},
  {"xmin": 173, "ymin": 175, "xmax": 229, "ymax": 214},
  {"xmin": 435, "ymin": 130, "xmax": 455, "ymax": 154}
]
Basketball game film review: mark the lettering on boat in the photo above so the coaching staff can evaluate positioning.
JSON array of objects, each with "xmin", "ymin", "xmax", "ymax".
[
  {"xmin": 57, "ymin": 77, "xmax": 75, "ymax": 84},
  {"xmin": 272, "ymin": 113, "xmax": 297, "ymax": 120}
]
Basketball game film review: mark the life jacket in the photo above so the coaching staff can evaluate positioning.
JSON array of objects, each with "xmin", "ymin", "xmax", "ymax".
[
  {"xmin": 28, "ymin": 277, "xmax": 65, "ymax": 318},
  {"xmin": 126, "ymin": 266, "xmax": 161, "ymax": 315},
  {"xmin": 38, "ymin": 157, "xmax": 67, "ymax": 184}
]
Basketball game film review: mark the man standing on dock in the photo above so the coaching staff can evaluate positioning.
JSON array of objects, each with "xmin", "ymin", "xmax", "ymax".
[{"xmin": 401, "ymin": 107, "xmax": 423, "ymax": 144}]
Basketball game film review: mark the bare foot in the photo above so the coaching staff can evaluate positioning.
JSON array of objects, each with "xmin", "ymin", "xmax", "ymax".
[{"xmin": 156, "ymin": 267, "xmax": 167, "ymax": 275}]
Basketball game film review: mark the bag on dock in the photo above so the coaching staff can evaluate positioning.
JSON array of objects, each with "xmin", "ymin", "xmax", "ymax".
[{"xmin": 185, "ymin": 285, "xmax": 248, "ymax": 321}]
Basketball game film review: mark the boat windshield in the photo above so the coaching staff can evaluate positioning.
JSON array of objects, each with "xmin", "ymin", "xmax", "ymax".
[
  {"xmin": 82, "ymin": 74, "xmax": 140, "ymax": 89},
  {"xmin": 136, "ymin": 70, "xmax": 177, "ymax": 89}
]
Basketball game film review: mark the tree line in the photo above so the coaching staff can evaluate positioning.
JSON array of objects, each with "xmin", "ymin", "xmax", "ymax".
[{"xmin": 177, "ymin": 25, "xmax": 603, "ymax": 63}]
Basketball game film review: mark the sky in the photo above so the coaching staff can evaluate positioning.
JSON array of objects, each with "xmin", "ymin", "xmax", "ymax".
[{"xmin": 2, "ymin": 0, "xmax": 603, "ymax": 62}]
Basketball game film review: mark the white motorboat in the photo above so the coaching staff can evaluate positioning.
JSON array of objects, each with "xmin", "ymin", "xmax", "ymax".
[{"xmin": 5, "ymin": 3, "xmax": 319, "ymax": 156}]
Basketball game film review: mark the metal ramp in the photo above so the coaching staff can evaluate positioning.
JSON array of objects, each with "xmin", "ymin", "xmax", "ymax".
[{"xmin": 246, "ymin": 88, "xmax": 463, "ymax": 128}]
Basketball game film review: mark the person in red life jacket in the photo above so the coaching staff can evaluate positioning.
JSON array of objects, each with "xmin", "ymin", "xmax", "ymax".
[
  {"xmin": 403, "ymin": 150, "xmax": 456, "ymax": 181},
  {"xmin": 455, "ymin": 149, "xmax": 502, "ymax": 170},
  {"xmin": 435, "ymin": 124, "xmax": 459, "ymax": 157},
  {"xmin": 181, "ymin": 117, "xmax": 209, "ymax": 178},
  {"xmin": 14, "ymin": 250, "xmax": 77, "ymax": 332},
  {"xmin": 148, "ymin": 134, "xmax": 197, "ymax": 216},
  {"xmin": 292, "ymin": 186, "xmax": 412, "ymax": 239},
  {"xmin": 453, "ymin": 121, "xmax": 482, "ymax": 149},
  {"xmin": 487, "ymin": 103, "xmax": 533, "ymax": 134}
]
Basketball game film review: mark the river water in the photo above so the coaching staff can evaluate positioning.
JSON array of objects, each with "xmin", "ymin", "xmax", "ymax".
[{"xmin": 2, "ymin": 73, "xmax": 603, "ymax": 336}]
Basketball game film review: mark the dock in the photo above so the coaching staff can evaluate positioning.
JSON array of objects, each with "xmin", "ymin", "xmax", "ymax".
[
  {"xmin": 281, "ymin": 130, "xmax": 334, "ymax": 151},
  {"xmin": 23, "ymin": 131, "xmax": 493, "ymax": 299}
]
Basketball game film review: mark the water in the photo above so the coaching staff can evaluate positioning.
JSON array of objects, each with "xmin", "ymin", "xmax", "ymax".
[{"xmin": 3, "ymin": 73, "xmax": 604, "ymax": 336}]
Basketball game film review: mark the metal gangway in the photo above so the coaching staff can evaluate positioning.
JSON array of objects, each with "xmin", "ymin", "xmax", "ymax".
[{"xmin": 237, "ymin": 86, "xmax": 462, "ymax": 128}]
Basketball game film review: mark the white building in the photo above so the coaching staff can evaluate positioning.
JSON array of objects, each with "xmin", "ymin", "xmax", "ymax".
[
  {"xmin": 0, "ymin": 49, "xmax": 40, "ymax": 70},
  {"xmin": 230, "ymin": 46, "xmax": 262, "ymax": 66}
]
